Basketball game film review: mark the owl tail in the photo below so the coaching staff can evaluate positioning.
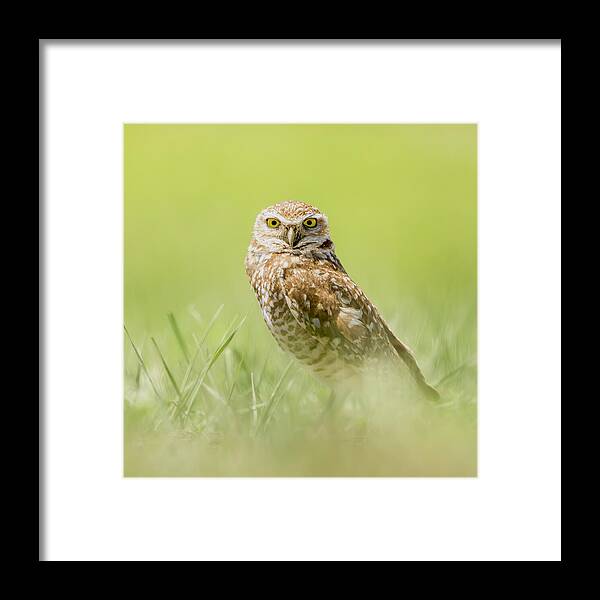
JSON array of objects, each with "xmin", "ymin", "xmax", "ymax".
[{"xmin": 384, "ymin": 327, "xmax": 441, "ymax": 401}]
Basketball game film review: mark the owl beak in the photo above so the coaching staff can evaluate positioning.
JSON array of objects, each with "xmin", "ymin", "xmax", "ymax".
[{"xmin": 287, "ymin": 227, "xmax": 297, "ymax": 247}]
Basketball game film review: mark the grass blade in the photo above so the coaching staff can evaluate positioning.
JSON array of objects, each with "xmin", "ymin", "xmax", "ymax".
[
  {"xmin": 257, "ymin": 360, "xmax": 294, "ymax": 433},
  {"xmin": 134, "ymin": 362, "xmax": 141, "ymax": 388},
  {"xmin": 167, "ymin": 312, "xmax": 190, "ymax": 363},
  {"xmin": 210, "ymin": 317, "xmax": 246, "ymax": 369},
  {"xmin": 178, "ymin": 317, "xmax": 246, "ymax": 422},
  {"xmin": 250, "ymin": 372, "xmax": 258, "ymax": 428},
  {"xmin": 179, "ymin": 304, "xmax": 225, "ymax": 396},
  {"xmin": 255, "ymin": 348, "xmax": 272, "ymax": 388},
  {"xmin": 196, "ymin": 304, "xmax": 225, "ymax": 348},
  {"xmin": 151, "ymin": 336, "xmax": 181, "ymax": 398},
  {"xmin": 124, "ymin": 326, "xmax": 162, "ymax": 402}
]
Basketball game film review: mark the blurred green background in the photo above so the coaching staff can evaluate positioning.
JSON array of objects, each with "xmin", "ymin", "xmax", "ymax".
[
  {"xmin": 124, "ymin": 124, "xmax": 477, "ymax": 477},
  {"xmin": 125, "ymin": 125, "xmax": 476, "ymax": 331}
]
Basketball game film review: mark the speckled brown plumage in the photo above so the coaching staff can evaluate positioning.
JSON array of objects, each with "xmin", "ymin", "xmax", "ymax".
[{"xmin": 245, "ymin": 200, "xmax": 439, "ymax": 399}]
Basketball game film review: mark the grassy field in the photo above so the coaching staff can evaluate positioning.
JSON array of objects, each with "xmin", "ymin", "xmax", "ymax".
[{"xmin": 124, "ymin": 124, "xmax": 477, "ymax": 477}]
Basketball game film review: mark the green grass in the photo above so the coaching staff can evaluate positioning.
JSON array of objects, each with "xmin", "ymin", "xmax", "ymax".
[
  {"xmin": 124, "ymin": 124, "xmax": 477, "ymax": 477},
  {"xmin": 124, "ymin": 302, "xmax": 477, "ymax": 477}
]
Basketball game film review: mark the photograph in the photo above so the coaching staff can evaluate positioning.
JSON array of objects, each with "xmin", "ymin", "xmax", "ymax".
[{"xmin": 124, "ymin": 124, "xmax": 478, "ymax": 477}]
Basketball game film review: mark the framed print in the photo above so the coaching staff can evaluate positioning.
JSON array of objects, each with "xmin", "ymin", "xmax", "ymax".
[{"xmin": 41, "ymin": 40, "xmax": 561, "ymax": 561}]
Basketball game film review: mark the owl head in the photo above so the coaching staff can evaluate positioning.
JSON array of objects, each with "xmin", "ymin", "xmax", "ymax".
[{"xmin": 251, "ymin": 200, "xmax": 332, "ymax": 254}]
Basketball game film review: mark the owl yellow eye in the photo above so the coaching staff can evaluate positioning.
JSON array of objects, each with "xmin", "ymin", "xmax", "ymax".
[
  {"xmin": 266, "ymin": 218, "xmax": 281, "ymax": 228},
  {"xmin": 303, "ymin": 217, "xmax": 318, "ymax": 229}
]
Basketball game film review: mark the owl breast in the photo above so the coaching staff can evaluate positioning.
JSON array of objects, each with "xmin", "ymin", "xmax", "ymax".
[{"xmin": 247, "ymin": 253, "xmax": 363, "ymax": 382}]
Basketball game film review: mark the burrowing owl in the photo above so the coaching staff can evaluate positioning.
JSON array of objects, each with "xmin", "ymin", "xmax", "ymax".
[{"xmin": 245, "ymin": 200, "xmax": 439, "ymax": 400}]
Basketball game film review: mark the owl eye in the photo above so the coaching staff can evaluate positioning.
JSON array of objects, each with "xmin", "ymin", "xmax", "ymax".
[
  {"xmin": 266, "ymin": 218, "xmax": 281, "ymax": 228},
  {"xmin": 303, "ymin": 217, "xmax": 318, "ymax": 229}
]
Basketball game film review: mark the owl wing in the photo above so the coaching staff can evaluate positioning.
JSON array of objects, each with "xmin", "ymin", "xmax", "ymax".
[
  {"xmin": 280, "ymin": 265, "xmax": 391, "ymax": 359},
  {"xmin": 281, "ymin": 263, "xmax": 440, "ymax": 399}
]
